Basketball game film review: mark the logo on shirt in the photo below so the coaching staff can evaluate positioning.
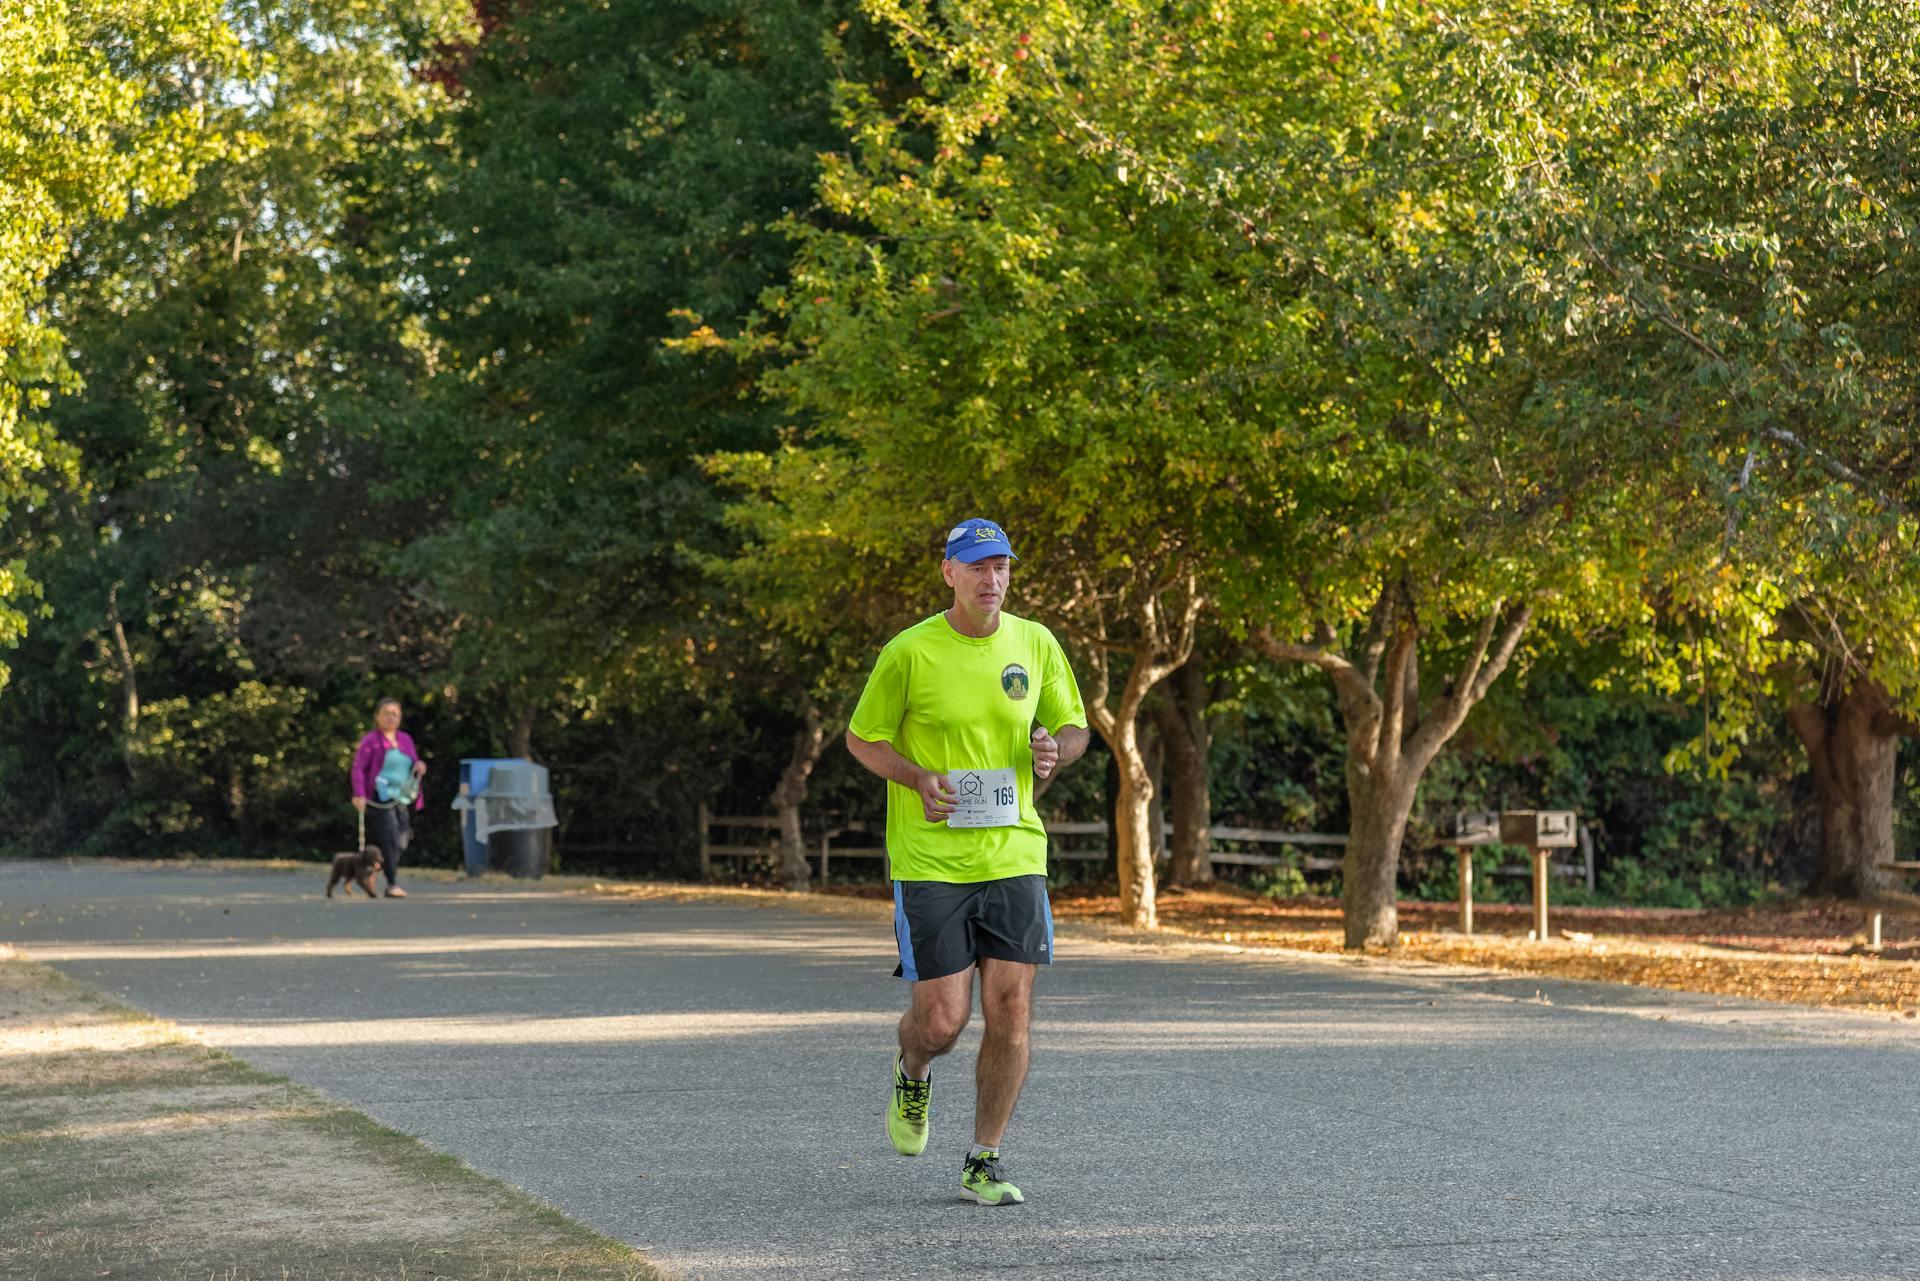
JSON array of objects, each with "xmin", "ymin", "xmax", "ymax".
[{"xmin": 1000, "ymin": 664, "xmax": 1030, "ymax": 701}]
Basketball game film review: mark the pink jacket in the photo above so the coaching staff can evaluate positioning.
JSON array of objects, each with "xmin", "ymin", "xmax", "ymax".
[{"xmin": 351, "ymin": 730, "xmax": 425, "ymax": 810}]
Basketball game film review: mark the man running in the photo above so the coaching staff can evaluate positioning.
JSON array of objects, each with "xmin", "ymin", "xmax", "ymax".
[{"xmin": 845, "ymin": 517, "xmax": 1090, "ymax": 1206}]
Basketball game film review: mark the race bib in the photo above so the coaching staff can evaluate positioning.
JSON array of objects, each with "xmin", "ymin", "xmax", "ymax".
[{"xmin": 946, "ymin": 768, "xmax": 1019, "ymax": 828}]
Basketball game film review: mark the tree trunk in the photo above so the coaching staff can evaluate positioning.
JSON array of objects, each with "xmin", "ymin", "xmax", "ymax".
[
  {"xmin": 507, "ymin": 704, "xmax": 535, "ymax": 759},
  {"xmin": 1103, "ymin": 745, "xmax": 1121, "ymax": 875},
  {"xmin": 1144, "ymin": 721, "xmax": 1166, "ymax": 869},
  {"xmin": 104, "ymin": 584, "xmax": 140, "ymax": 778},
  {"xmin": 1258, "ymin": 591, "xmax": 1533, "ymax": 951},
  {"xmin": 1342, "ymin": 772, "xmax": 1418, "ymax": 948},
  {"xmin": 771, "ymin": 703, "xmax": 829, "ymax": 892},
  {"xmin": 1076, "ymin": 569, "xmax": 1206, "ymax": 929},
  {"xmin": 1162, "ymin": 732, "xmax": 1212, "ymax": 885},
  {"xmin": 1153, "ymin": 660, "xmax": 1214, "ymax": 886},
  {"xmin": 1107, "ymin": 715, "xmax": 1158, "ymax": 928},
  {"xmin": 1788, "ymin": 681, "xmax": 1906, "ymax": 899},
  {"xmin": 1785, "ymin": 768, "xmax": 1823, "ymax": 887}
]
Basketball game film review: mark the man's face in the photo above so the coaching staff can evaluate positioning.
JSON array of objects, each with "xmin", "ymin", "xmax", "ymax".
[{"xmin": 943, "ymin": 554, "xmax": 1011, "ymax": 617}]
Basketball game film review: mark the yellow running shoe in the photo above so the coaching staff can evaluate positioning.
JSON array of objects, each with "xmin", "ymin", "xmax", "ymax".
[
  {"xmin": 961, "ymin": 1149, "xmax": 1024, "ymax": 1205},
  {"xmin": 888, "ymin": 1053, "xmax": 930, "ymax": 1156}
]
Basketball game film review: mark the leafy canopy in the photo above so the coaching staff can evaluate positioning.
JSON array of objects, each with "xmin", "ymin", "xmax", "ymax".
[{"xmin": 0, "ymin": 0, "xmax": 236, "ymax": 686}]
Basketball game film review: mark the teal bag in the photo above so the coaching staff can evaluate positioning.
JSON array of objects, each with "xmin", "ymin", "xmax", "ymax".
[{"xmin": 375, "ymin": 747, "xmax": 418, "ymax": 805}]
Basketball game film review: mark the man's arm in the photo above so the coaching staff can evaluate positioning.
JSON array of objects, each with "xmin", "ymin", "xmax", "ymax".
[
  {"xmin": 1055, "ymin": 724, "xmax": 1090, "ymax": 767},
  {"xmin": 845, "ymin": 731, "xmax": 956, "ymax": 822}
]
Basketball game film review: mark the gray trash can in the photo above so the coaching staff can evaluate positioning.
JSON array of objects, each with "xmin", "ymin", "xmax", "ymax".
[
  {"xmin": 476, "ymin": 761, "xmax": 558, "ymax": 879},
  {"xmin": 486, "ymin": 825, "xmax": 552, "ymax": 878}
]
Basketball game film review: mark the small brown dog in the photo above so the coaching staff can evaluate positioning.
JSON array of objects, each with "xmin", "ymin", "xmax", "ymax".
[{"xmin": 327, "ymin": 845, "xmax": 384, "ymax": 898}]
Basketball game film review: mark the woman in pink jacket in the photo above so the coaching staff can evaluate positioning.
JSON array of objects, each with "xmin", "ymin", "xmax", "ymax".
[{"xmin": 350, "ymin": 698, "xmax": 427, "ymax": 898}]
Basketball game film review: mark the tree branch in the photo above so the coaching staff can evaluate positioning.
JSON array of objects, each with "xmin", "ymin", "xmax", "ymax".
[
  {"xmin": 1253, "ymin": 626, "xmax": 1359, "ymax": 685},
  {"xmin": 1763, "ymin": 427, "xmax": 1908, "ymax": 515},
  {"xmin": 1377, "ymin": 622, "xmax": 1419, "ymax": 765},
  {"xmin": 1468, "ymin": 604, "xmax": 1533, "ymax": 705},
  {"xmin": 1255, "ymin": 623, "xmax": 1384, "ymax": 766},
  {"xmin": 1402, "ymin": 603, "xmax": 1534, "ymax": 774},
  {"xmin": 1358, "ymin": 587, "xmax": 1395, "ymax": 689}
]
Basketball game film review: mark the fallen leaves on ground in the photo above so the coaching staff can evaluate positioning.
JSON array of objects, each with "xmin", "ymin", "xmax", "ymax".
[{"xmin": 1040, "ymin": 884, "xmax": 1920, "ymax": 1016}]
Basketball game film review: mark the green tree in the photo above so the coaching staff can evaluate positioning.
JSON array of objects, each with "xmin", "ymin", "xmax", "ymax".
[
  {"xmin": 694, "ymin": 462, "xmax": 898, "ymax": 889},
  {"xmin": 1013, "ymin": 0, "xmax": 1920, "ymax": 940},
  {"xmin": 733, "ymin": 0, "xmax": 1393, "ymax": 927},
  {"xmin": 0, "ymin": 0, "xmax": 234, "ymax": 688},
  {"xmin": 1459, "ymin": 2, "xmax": 1920, "ymax": 897},
  {"xmin": 7, "ymin": 0, "xmax": 468, "ymax": 853},
  {"xmin": 394, "ymin": 0, "xmax": 887, "ymax": 758},
  {"xmin": 761, "ymin": 0, "xmax": 1676, "ymax": 943}
]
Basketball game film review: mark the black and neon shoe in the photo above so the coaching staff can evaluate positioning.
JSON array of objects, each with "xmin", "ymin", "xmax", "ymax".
[
  {"xmin": 888, "ymin": 1053, "xmax": 930, "ymax": 1156},
  {"xmin": 961, "ymin": 1149, "xmax": 1024, "ymax": 1205}
]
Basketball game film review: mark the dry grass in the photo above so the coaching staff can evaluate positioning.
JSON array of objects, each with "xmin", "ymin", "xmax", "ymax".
[{"xmin": 0, "ymin": 948, "xmax": 668, "ymax": 1281}]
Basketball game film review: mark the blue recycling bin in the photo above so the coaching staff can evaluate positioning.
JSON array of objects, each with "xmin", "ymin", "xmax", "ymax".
[{"xmin": 456, "ymin": 757, "xmax": 525, "ymax": 876}]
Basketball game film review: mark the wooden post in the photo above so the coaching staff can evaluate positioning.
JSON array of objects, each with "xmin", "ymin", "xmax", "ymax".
[
  {"xmin": 820, "ymin": 832, "xmax": 831, "ymax": 886},
  {"xmin": 1870, "ymin": 910, "xmax": 1883, "ymax": 950},
  {"xmin": 1532, "ymin": 847, "xmax": 1550, "ymax": 940},
  {"xmin": 697, "ymin": 802, "xmax": 711, "ymax": 880},
  {"xmin": 1457, "ymin": 848, "xmax": 1474, "ymax": 936}
]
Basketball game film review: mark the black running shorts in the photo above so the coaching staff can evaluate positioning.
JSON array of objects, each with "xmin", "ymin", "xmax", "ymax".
[{"xmin": 890, "ymin": 874, "xmax": 1054, "ymax": 982}]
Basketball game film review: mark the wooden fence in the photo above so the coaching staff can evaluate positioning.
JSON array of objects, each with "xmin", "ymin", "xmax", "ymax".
[
  {"xmin": 697, "ymin": 807, "xmax": 1594, "ymax": 888},
  {"xmin": 696, "ymin": 806, "xmax": 885, "ymax": 884}
]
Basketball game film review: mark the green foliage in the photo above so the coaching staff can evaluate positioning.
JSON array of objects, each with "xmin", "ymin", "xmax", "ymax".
[
  {"xmin": 1, "ymin": 0, "xmax": 468, "ymax": 855},
  {"xmin": 1209, "ymin": 666, "xmax": 1347, "ymax": 832},
  {"xmin": 1249, "ymin": 865, "xmax": 1307, "ymax": 901},
  {"xmin": 740, "ymin": 2, "xmax": 1325, "ymax": 647},
  {"xmin": 393, "ymin": 0, "xmax": 887, "ymax": 733},
  {"xmin": 10, "ymin": 0, "xmax": 1916, "ymax": 918},
  {"xmin": 121, "ymin": 681, "xmax": 360, "ymax": 853},
  {"xmin": 1455, "ymin": 0, "xmax": 1920, "ymax": 752},
  {"xmin": 0, "ymin": 0, "xmax": 237, "ymax": 686}
]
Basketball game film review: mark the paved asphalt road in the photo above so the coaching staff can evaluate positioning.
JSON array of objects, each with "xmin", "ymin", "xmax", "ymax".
[{"xmin": 3, "ymin": 860, "xmax": 1918, "ymax": 1280}]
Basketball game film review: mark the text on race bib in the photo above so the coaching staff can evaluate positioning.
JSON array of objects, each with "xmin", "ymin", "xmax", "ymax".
[{"xmin": 945, "ymin": 767, "xmax": 1019, "ymax": 828}]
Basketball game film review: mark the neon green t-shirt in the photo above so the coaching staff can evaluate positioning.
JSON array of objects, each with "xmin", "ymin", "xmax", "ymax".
[{"xmin": 848, "ymin": 611, "xmax": 1089, "ymax": 883}]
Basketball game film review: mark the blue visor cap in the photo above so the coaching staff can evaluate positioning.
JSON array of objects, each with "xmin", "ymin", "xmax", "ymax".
[{"xmin": 944, "ymin": 518, "xmax": 1019, "ymax": 563}]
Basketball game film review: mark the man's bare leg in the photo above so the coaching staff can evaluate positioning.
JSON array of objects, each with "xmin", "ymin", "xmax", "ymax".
[
  {"xmin": 973, "ymin": 958, "xmax": 1037, "ymax": 1147},
  {"xmin": 900, "ymin": 966, "xmax": 973, "ymax": 1077}
]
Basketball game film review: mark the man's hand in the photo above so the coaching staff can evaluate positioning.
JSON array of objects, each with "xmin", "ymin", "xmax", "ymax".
[
  {"xmin": 845, "ymin": 731, "xmax": 960, "ymax": 823},
  {"xmin": 1031, "ymin": 726, "xmax": 1060, "ymax": 780},
  {"xmin": 412, "ymin": 760, "xmax": 427, "ymax": 778},
  {"xmin": 352, "ymin": 796, "xmax": 367, "ymax": 813},
  {"xmin": 916, "ymin": 769, "xmax": 957, "ymax": 823}
]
